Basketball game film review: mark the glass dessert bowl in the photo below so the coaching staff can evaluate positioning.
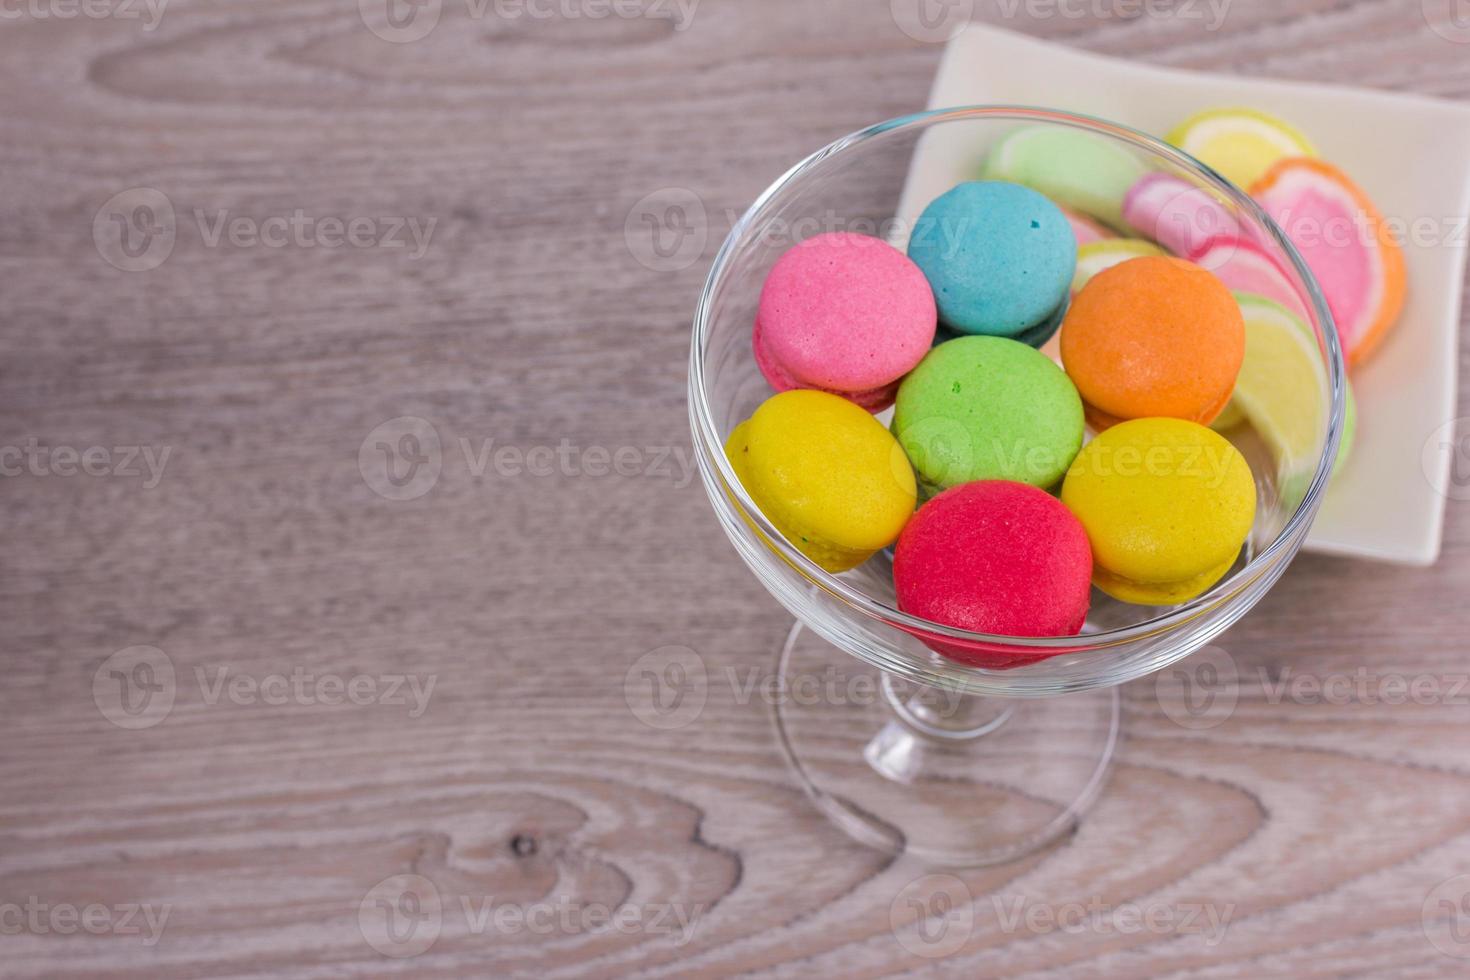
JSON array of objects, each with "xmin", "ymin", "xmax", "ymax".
[{"xmin": 688, "ymin": 107, "xmax": 1346, "ymax": 867}]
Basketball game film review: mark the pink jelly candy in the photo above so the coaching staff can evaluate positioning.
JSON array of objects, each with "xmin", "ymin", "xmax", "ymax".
[
  {"xmin": 1060, "ymin": 206, "xmax": 1114, "ymax": 248},
  {"xmin": 1188, "ymin": 235, "xmax": 1312, "ymax": 322},
  {"xmin": 1123, "ymin": 172, "xmax": 1244, "ymax": 256},
  {"xmin": 1250, "ymin": 158, "xmax": 1407, "ymax": 366}
]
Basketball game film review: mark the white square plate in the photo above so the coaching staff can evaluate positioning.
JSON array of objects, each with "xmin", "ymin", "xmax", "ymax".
[{"xmin": 898, "ymin": 24, "xmax": 1470, "ymax": 565}]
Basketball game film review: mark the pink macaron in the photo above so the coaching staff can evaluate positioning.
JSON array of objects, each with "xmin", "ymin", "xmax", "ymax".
[{"xmin": 754, "ymin": 232, "xmax": 937, "ymax": 412}]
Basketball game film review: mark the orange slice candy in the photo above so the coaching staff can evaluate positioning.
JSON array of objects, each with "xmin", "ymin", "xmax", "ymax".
[{"xmin": 1250, "ymin": 158, "xmax": 1406, "ymax": 367}]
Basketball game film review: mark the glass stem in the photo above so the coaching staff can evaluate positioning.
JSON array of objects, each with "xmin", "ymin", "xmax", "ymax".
[{"xmin": 880, "ymin": 673, "xmax": 1015, "ymax": 741}]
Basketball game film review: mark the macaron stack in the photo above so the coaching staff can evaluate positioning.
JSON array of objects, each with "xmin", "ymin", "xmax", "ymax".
[{"xmin": 727, "ymin": 172, "xmax": 1270, "ymax": 666}]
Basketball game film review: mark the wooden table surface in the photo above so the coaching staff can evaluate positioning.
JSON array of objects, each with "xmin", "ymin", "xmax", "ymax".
[{"xmin": 6, "ymin": 0, "xmax": 1470, "ymax": 976}]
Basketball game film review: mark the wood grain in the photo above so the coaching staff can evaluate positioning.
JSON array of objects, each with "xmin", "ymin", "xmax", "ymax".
[{"xmin": 4, "ymin": 0, "xmax": 1470, "ymax": 975}]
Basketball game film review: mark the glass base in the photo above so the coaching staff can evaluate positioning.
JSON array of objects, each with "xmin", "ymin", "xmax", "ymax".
[{"xmin": 772, "ymin": 622, "xmax": 1120, "ymax": 867}]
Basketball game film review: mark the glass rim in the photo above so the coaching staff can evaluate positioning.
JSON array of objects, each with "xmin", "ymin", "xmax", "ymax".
[{"xmin": 688, "ymin": 104, "xmax": 1347, "ymax": 652}]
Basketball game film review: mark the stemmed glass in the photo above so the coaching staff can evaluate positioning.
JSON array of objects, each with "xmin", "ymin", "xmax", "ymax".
[{"xmin": 688, "ymin": 107, "xmax": 1345, "ymax": 867}]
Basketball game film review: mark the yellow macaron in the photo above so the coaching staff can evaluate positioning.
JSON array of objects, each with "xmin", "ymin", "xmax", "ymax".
[
  {"xmin": 1060, "ymin": 418, "xmax": 1256, "ymax": 605},
  {"xmin": 726, "ymin": 390, "xmax": 916, "ymax": 572}
]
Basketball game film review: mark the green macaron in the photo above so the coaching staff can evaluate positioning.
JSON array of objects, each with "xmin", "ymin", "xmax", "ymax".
[{"xmin": 892, "ymin": 336, "xmax": 1085, "ymax": 495}]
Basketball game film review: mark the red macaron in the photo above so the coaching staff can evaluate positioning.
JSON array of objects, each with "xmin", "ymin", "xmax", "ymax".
[{"xmin": 893, "ymin": 481, "xmax": 1092, "ymax": 666}]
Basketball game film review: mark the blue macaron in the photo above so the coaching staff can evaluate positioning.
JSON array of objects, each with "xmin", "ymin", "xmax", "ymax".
[{"xmin": 907, "ymin": 181, "xmax": 1076, "ymax": 343}]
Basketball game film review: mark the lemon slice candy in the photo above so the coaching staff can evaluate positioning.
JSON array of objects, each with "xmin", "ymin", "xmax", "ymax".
[
  {"xmin": 1228, "ymin": 293, "xmax": 1355, "ymax": 507},
  {"xmin": 1166, "ymin": 108, "xmax": 1317, "ymax": 190},
  {"xmin": 1071, "ymin": 239, "xmax": 1166, "ymax": 294}
]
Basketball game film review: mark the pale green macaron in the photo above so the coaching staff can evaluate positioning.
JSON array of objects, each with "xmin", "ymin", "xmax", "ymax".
[
  {"xmin": 892, "ymin": 335, "xmax": 1085, "ymax": 495},
  {"xmin": 983, "ymin": 126, "xmax": 1147, "ymax": 231}
]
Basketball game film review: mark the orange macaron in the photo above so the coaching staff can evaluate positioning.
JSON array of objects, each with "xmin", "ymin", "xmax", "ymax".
[{"xmin": 1060, "ymin": 255, "xmax": 1244, "ymax": 430}]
